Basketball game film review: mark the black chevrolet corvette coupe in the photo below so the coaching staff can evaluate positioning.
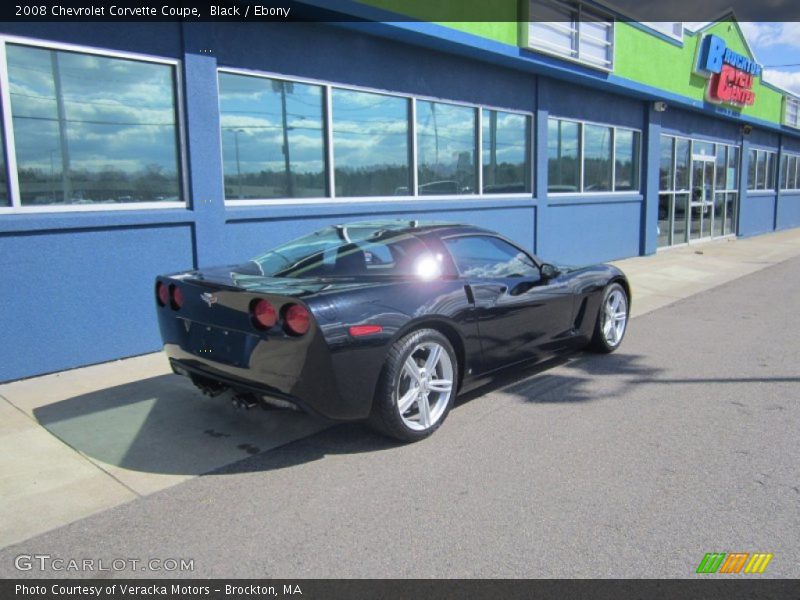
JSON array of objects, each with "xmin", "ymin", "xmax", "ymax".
[{"xmin": 155, "ymin": 221, "xmax": 630, "ymax": 441}]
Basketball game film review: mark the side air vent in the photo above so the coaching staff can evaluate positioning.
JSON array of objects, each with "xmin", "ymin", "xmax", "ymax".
[{"xmin": 573, "ymin": 297, "xmax": 588, "ymax": 330}]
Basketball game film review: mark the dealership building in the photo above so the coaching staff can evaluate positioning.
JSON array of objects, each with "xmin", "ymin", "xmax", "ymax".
[{"xmin": 1, "ymin": 3, "xmax": 800, "ymax": 382}]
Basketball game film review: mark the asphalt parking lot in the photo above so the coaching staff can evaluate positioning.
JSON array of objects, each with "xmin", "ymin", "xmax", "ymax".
[{"xmin": 1, "ymin": 251, "xmax": 798, "ymax": 579}]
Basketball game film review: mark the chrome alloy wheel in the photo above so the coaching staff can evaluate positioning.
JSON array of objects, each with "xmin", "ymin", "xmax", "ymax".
[
  {"xmin": 395, "ymin": 342, "xmax": 454, "ymax": 431},
  {"xmin": 602, "ymin": 288, "xmax": 628, "ymax": 347}
]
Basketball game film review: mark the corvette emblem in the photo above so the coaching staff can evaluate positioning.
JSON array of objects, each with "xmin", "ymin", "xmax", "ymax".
[{"xmin": 201, "ymin": 292, "xmax": 218, "ymax": 307}]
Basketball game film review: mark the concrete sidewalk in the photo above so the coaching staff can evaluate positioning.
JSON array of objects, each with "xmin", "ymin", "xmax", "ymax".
[{"xmin": 2, "ymin": 228, "xmax": 800, "ymax": 550}]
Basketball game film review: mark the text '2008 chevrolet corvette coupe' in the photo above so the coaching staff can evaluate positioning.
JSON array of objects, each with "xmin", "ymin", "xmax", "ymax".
[{"xmin": 155, "ymin": 221, "xmax": 630, "ymax": 441}]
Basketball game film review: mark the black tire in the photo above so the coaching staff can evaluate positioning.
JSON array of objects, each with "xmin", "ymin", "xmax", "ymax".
[
  {"xmin": 589, "ymin": 282, "xmax": 629, "ymax": 353},
  {"xmin": 368, "ymin": 328, "xmax": 458, "ymax": 442}
]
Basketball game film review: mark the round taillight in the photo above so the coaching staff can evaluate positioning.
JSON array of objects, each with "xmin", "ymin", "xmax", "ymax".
[
  {"xmin": 156, "ymin": 282, "xmax": 169, "ymax": 307},
  {"xmin": 284, "ymin": 303, "xmax": 310, "ymax": 336},
  {"xmin": 170, "ymin": 285, "xmax": 184, "ymax": 310},
  {"xmin": 251, "ymin": 299, "xmax": 277, "ymax": 330}
]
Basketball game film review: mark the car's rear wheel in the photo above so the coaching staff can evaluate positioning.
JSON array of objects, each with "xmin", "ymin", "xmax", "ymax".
[
  {"xmin": 368, "ymin": 328, "xmax": 457, "ymax": 442},
  {"xmin": 589, "ymin": 282, "xmax": 629, "ymax": 353}
]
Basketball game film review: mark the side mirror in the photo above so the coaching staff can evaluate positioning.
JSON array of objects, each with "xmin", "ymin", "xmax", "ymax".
[{"xmin": 540, "ymin": 263, "xmax": 560, "ymax": 281}]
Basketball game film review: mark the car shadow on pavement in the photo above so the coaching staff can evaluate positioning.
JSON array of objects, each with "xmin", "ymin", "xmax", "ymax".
[
  {"xmin": 30, "ymin": 350, "xmax": 665, "ymax": 480},
  {"xmin": 458, "ymin": 350, "xmax": 664, "ymax": 406},
  {"xmin": 32, "ymin": 373, "xmax": 331, "ymax": 478}
]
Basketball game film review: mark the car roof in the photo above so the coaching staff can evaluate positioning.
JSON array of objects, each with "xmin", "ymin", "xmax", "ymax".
[{"xmin": 332, "ymin": 219, "xmax": 493, "ymax": 239}]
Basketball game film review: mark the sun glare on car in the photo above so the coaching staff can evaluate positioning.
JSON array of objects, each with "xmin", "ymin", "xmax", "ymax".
[{"xmin": 415, "ymin": 254, "xmax": 442, "ymax": 280}]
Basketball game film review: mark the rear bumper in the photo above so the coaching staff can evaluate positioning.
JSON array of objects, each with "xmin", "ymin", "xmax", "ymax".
[{"xmin": 167, "ymin": 355, "xmax": 326, "ymax": 418}]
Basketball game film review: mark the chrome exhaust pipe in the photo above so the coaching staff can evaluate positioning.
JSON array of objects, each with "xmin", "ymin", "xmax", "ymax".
[{"xmin": 261, "ymin": 396, "xmax": 299, "ymax": 411}]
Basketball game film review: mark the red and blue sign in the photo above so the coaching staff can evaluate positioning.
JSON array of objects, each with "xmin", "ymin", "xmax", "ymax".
[{"xmin": 696, "ymin": 34, "xmax": 761, "ymax": 106}]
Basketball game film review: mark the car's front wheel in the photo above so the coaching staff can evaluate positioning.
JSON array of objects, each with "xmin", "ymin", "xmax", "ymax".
[
  {"xmin": 369, "ymin": 328, "xmax": 457, "ymax": 442},
  {"xmin": 589, "ymin": 282, "xmax": 629, "ymax": 353}
]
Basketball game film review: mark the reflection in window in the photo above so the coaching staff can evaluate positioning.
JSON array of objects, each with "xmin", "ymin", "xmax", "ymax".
[
  {"xmin": 549, "ymin": 118, "xmax": 640, "ymax": 194},
  {"xmin": 781, "ymin": 153, "xmax": 800, "ymax": 190},
  {"xmin": 747, "ymin": 149, "xmax": 776, "ymax": 191},
  {"xmin": 482, "ymin": 109, "xmax": 530, "ymax": 194},
  {"xmin": 548, "ymin": 118, "xmax": 580, "ymax": 193},
  {"xmin": 332, "ymin": 89, "xmax": 409, "ymax": 197},
  {"xmin": 715, "ymin": 145, "xmax": 726, "ymax": 189},
  {"xmin": 766, "ymin": 152, "xmax": 776, "ymax": 189},
  {"xmin": 614, "ymin": 129, "xmax": 639, "ymax": 192},
  {"xmin": 0, "ymin": 125, "xmax": 7, "ymax": 205},
  {"xmin": 675, "ymin": 138, "xmax": 691, "ymax": 190},
  {"xmin": 219, "ymin": 73, "xmax": 325, "ymax": 200},
  {"xmin": 443, "ymin": 235, "xmax": 538, "ymax": 279},
  {"xmin": 727, "ymin": 146, "xmax": 739, "ymax": 190},
  {"xmin": 416, "ymin": 101, "xmax": 476, "ymax": 195},
  {"xmin": 785, "ymin": 97, "xmax": 800, "ymax": 129},
  {"xmin": 7, "ymin": 44, "xmax": 181, "ymax": 206},
  {"xmin": 583, "ymin": 124, "xmax": 612, "ymax": 192},
  {"xmin": 659, "ymin": 136, "xmax": 674, "ymax": 191}
]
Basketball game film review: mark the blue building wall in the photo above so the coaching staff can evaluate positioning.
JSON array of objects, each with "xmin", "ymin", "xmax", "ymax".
[
  {"xmin": 1, "ymin": 20, "xmax": 799, "ymax": 382},
  {"xmin": 776, "ymin": 193, "xmax": 800, "ymax": 230}
]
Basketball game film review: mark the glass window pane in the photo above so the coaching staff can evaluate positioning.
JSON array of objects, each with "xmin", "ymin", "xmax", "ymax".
[
  {"xmin": 766, "ymin": 152, "xmax": 775, "ymax": 190},
  {"xmin": 579, "ymin": 35, "xmax": 611, "ymax": 67},
  {"xmin": 416, "ymin": 101, "xmax": 476, "ymax": 195},
  {"xmin": 614, "ymin": 129, "xmax": 639, "ymax": 191},
  {"xmin": 659, "ymin": 136, "xmax": 674, "ymax": 191},
  {"xmin": 756, "ymin": 151, "xmax": 766, "ymax": 190},
  {"xmin": 791, "ymin": 156, "xmax": 798, "ymax": 189},
  {"xmin": 482, "ymin": 109, "xmax": 530, "ymax": 194},
  {"xmin": 528, "ymin": 2, "xmax": 577, "ymax": 57},
  {"xmin": 727, "ymin": 146, "xmax": 739, "ymax": 190},
  {"xmin": 547, "ymin": 118, "xmax": 580, "ymax": 193},
  {"xmin": 443, "ymin": 235, "xmax": 539, "ymax": 279},
  {"xmin": 693, "ymin": 140, "xmax": 714, "ymax": 158},
  {"xmin": 673, "ymin": 193, "xmax": 689, "ymax": 243},
  {"xmin": 658, "ymin": 193, "xmax": 671, "ymax": 247},
  {"xmin": 529, "ymin": 20, "xmax": 577, "ymax": 58},
  {"xmin": 219, "ymin": 73, "xmax": 325, "ymax": 200},
  {"xmin": 675, "ymin": 138, "xmax": 690, "ymax": 190},
  {"xmin": 715, "ymin": 145, "xmax": 726, "ymax": 189},
  {"xmin": 780, "ymin": 154, "xmax": 788, "ymax": 189},
  {"xmin": 0, "ymin": 125, "xmax": 7, "ymax": 206},
  {"xmin": 251, "ymin": 226, "xmax": 432, "ymax": 279},
  {"xmin": 8, "ymin": 44, "xmax": 181, "ymax": 206},
  {"xmin": 747, "ymin": 149, "xmax": 756, "ymax": 190},
  {"xmin": 579, "ymin": 20, "xmax": 612, "ymax": 67},
  {"xmin": 583, "ymin": 124, "xmax": 612, "ymax": 192},
  {"xmin": 331, "ymin": 89, "xmax": 409, "ymax": 197}
]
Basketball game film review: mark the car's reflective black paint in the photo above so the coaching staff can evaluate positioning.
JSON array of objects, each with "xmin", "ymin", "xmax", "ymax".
[{"xmin": 155, "ymin": 222, "xmax": 629, "ymax": 421}]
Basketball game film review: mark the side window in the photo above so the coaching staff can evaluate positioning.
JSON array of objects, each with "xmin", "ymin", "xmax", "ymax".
[{"xmin": 443, "ymin": 236, "xmax": 539, "ymax": 279}]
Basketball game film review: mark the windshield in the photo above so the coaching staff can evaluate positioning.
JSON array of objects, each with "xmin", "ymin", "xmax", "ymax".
[{"xmin": 250, "ymin": 224, "xmax": 439, "ymax": 279}]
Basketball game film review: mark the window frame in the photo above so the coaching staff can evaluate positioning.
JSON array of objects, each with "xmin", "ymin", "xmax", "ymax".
[
  {"xmin": 526, "ymin": 0, "xmax": 615, "ymax": 72},
  {"xmin": 783, "ymin": 96, "xmax": 800, "ymax": 130},
  {"xmin": 747, "ymin": 148, "xmax": 778, "ymax": 192},
  {"xmin": 780, "ymin": 152, "xmax": 800, "ymax": 191},
  {"xmin": 0, "ymin": 34, "xmax": 188, "ymax": 214},
  {"xmin": 547, "ymin": 115, "xmax": 642, "ymax": 196},
  {"xmin": 217, "ymin": 66, "xmax": 534, "ymax": 206}
]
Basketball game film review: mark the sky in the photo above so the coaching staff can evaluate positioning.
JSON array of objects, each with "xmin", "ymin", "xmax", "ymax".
[{"xmin": 692, "ymin": 22, "xmax": 800, "ymax": 96}]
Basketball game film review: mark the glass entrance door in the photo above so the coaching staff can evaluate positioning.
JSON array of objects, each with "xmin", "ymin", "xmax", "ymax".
[
  {"xmin": 659, "ymin": 136, "xmax": 740, "ymax": 249},
  {"xmin": 690, "ymin": 155, "xmax": 715, "ymax": 241}
]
